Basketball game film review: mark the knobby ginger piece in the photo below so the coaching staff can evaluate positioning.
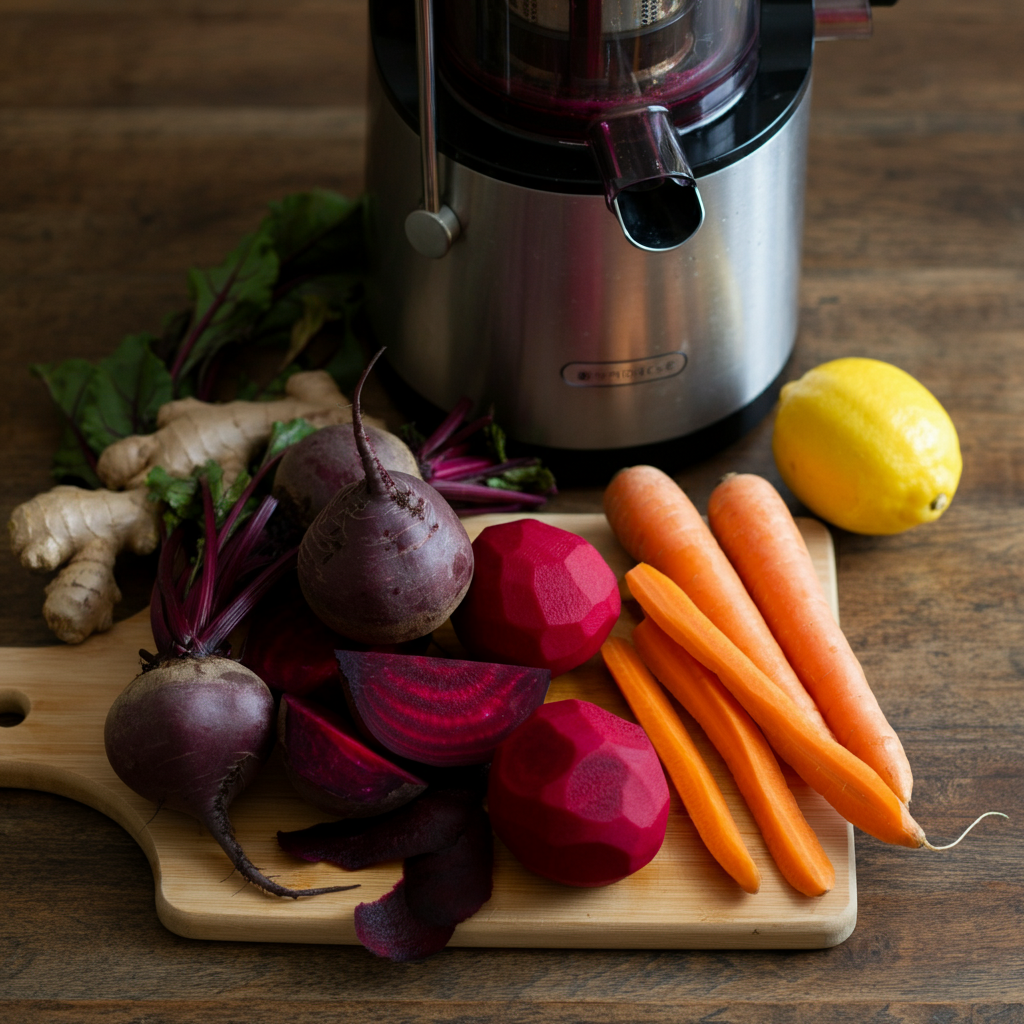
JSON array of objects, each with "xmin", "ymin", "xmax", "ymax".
[
  {"xmin": 97, "ymin": 370, "xmax": 371, "ymax": 490},
  {"xmin": 9, "ymin": 486, "xmax": 160, "ymax": 643}
]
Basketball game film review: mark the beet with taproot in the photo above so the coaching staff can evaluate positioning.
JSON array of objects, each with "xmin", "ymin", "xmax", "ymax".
[
  {"xmin": 298, "ymin": 350, "xmax": 474, "ymax": 645},
  {"xmin": 452, "ymin": 518, "xmax": 620, "ymax": 676},
  {"xmin": 488, "ymin": 699, "xmax": 670, "ymax": 887}
]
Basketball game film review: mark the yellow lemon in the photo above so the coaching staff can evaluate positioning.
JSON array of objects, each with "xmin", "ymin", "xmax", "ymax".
[{"xmin": 772, "ymin": 357, "xmax": 962, "ymax": 535}]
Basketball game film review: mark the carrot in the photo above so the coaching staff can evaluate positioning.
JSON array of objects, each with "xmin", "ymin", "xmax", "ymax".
[
  {"xmin": 632, "ymin": 617, "xmax": 836, "ymax": 897},
  {"xmin": 604, "ymin": 466, "xmax": 830, "ymax": 735},
  {"xmin": 707, "ymin": 473, "xmax": 914, "ymax": 804},
  {"xmin": 624, "ymin": 561, "xmax": 927, "ymax": 848},
  {"xmin": 600, "ymin": 636, "xmax": 762, "ymax": 894}
]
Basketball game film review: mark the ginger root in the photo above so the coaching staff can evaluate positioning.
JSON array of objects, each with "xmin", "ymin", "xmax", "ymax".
[
  {"xmin": 97, "ymin": 370, "xmax": 367, "ymax": 490},
  {"xmin": 13, "ymin": 369, "xmax": 380, "ymax": 643},
  {"xmin": 9, "ymin": 485, "xmax": 160, "ymax": 643}
]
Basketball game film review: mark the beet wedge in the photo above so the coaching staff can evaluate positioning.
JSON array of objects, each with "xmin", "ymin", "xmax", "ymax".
[
  {"xmin": 278, "ymin": 695, "xmax": 427, "ymax": 818},
  {"xmin": 336, "ymin": 650, "xmax": 551, "ymax": 767}
]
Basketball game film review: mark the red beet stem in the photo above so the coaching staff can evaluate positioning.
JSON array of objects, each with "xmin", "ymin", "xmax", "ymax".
[
  {"xmin": 190, "ymin": 476, "xmax": 219, "ymax": 633},
  {"xmin": 433, "ymin": 481, "xmax": 548, "ymax": 506},
  {"xmin": 417, "ymin": 397, "xmax": 474, "ymax": 460},
  {"xmin": 352, "ymin": 349, "xmax": 398, "ymax": 501}
]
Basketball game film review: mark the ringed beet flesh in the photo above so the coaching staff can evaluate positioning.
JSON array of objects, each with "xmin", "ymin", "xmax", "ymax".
[
  {"xmin": 298, "ymin": 350, "xmax": 474, "ymax": 645},
  {"xmin": 105, "ymin": 467, "xmax": 356, "ymax": 899}
]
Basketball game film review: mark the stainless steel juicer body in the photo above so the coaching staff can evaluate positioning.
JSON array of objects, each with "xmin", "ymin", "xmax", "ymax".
[{"xmin": 365, "ymin": 0, "xmax": 816, "ymax": 458}]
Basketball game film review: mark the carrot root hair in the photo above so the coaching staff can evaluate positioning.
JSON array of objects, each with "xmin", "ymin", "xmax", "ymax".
[{"xmin": 921, "ymin": 811, "xmax": 1008, "ymax": 851}]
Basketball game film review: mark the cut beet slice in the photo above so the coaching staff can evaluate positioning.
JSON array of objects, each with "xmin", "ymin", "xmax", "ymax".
[
  {"xmin": 354, "ymin": 879, "xmax": 455, "ymax": 962},
  {"xmin": 336, "ymin": 650, "xmax": 551, "ymax": 767},
  {"xmin": 403, "ymin": 804, "xmax": 493, "ymax": 928},
  {"xmin": 278, "ymin": 695, "xmax": 427, "ymax": 818},
  {"xmin": 276, "ymin": 788, "xmax": 477, "ymax": 871}
]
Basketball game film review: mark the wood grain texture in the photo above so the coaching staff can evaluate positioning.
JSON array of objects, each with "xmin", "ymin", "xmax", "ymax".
[
  {"xmin": 0, "ymin": 514, "xmax": 855, "ymax": 950},
  {"xmin": 0, "ymin": 0, "xmax": 1021, "ymax": 1018}
]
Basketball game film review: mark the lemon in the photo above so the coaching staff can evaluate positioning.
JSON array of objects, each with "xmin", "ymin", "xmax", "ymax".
[{"xmin": 772, "ymin": 357, "xmax": 962, "ymax": 535}]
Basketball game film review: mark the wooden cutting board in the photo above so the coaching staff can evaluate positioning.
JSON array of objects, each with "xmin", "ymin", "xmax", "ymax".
[{"xmin": 0, "ymin": 512, "xmax": 855, "ymax": 950}]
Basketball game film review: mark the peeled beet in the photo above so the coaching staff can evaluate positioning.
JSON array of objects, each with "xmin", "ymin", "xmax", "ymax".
[
  {"xmin": 337, "ymin": 650, "xmax": 550, "ymax": 767},
  {"xmin": 273, "ymin": 422, "xmax": 422, "ymax": 530},
  {"xmin": 488, "ymin": 699, "xmax": 669, "ymax": 887},
  {"xmin": 452, "ymin": 519, "xmax": 621, "ymax": 676},
  {"xmin": 278, "ymin": 695, "xmax": 427, "ymax": 818}
]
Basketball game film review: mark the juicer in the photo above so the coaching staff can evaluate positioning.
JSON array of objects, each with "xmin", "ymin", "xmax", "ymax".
[{"xmin": 364, "ymin": 0, "xmax": 896, "ymax": 476}]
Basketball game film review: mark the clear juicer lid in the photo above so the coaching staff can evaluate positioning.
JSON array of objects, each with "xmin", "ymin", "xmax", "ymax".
[{"xmin": 439, "ymin": 0, "xmax": 760, "ymax": 140}]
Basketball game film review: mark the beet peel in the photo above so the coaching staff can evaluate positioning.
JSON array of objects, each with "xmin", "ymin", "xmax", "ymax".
[
  {"xmin": 278, "ymin": 694, "xmax": 427, "ymax": 818},
  {"xmin": 488, "ymin": 699, "xmax": 670, "ymax": 887},
  {"xmin": 297, "ymin": 350, "xmax": 474, "ymax": 645},
  {"xmin": 337, "ymin": 649, "xmax": 551, "ymax": 767},
  {"xmin": 452, "ymin": 518, "xmax": 621, "ymax": 676},
  {"xmin": 354, "ymin": 879, "xmax": 455, "ymax": 962},
  {"xmin": 277, "ymin": 787, "xmax": 479, "ymax": 870}
]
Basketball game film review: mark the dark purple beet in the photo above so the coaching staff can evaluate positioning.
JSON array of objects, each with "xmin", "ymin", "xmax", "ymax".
[
  {"xmin": 336, "ymin": 650, "xmax": 551, "ymax": 767},
  {"xmin": 277, "ymin": 787, "xmax": 478, "ymax": 870},
  {"xmin": 105, "ymin": 657, "xmax": 354, "ymax": 899},
  {"xmin": 354, "ymin": 880, "xmax": 455, "ymax": 961},
  {"xmin": 273, "ymin": 421, "xmax": 421, "ymax": 530},
  {"xmin": 297, "ymin": 351, "xmax": 474, "ymax": 645},
  {"xmin": 278, "ymin": 695, "xmax": 427, "ymax": 818}
]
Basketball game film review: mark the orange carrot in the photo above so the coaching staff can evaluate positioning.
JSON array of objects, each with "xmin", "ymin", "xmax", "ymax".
[
  {"xmin": 604, "ymin": 466, "xmax": 830, "ymax": 735},
  {"xmin": 633, "ymin": 617, "xmax": 836, "ymax": 897},
  {"xmin": 600, "ymin": 636, "xmax": 762, "ymax": 894},
  {"xmin": 625, "ymin": 561, "xmax": 927, "ymax": 849},
  {"xmin": 707, "ymin": 473, "xmax": 914, "ymax": 804}
]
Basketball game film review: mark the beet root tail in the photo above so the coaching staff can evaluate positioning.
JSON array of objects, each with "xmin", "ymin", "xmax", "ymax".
[{"xmin": 206, "ymin": 804, "xmax": 359, "ymax": 899}]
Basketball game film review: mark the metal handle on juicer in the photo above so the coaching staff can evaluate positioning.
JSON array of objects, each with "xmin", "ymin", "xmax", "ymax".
[{"xmin": 404, "ymin": 0, "xmax": 461, "ymax": 259}]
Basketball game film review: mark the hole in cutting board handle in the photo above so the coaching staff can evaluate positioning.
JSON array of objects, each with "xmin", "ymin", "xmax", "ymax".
[{"xmin": 0, "ymin": 689, "xmax": 30, "ymax": 727}]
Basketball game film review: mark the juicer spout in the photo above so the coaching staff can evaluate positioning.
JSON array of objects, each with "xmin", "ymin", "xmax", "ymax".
[{"xmin": 588, "ymin": 106, "xmax": 704, "ymax": 252}]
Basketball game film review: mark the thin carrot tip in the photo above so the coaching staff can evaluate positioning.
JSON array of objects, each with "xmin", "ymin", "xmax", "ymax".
[{"xmin": 921, "ymin": 811, "xmax": 1008, "ymax": 852}]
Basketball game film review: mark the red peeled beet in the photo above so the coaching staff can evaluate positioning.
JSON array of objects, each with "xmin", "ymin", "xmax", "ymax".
[
  {"xmin": 278, "ymin": 695, "xmax": 427, "ymax": 818},
  {"xmin": 337, "ymin": 650, "xmax": 550, "ymax": 767},
  {"xmin": 488, "ymin": 699, "xmax": 669, "ymax": 887},
  {"xmin": 452, "ymin": 519, "xmax": 621, "ymax": 676}
]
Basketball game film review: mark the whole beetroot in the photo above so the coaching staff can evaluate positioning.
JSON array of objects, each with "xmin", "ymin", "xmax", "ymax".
[
  {"xmin": 297, "ymin": 351, "xmax": 474, "ymax": 645},
  {"xmin": 273, "ymin": 422, "xmax": 421, "ymax": 530},
  {"xmin": 488, "ymin": 699, "xmax": 669, "ymax": 887}
]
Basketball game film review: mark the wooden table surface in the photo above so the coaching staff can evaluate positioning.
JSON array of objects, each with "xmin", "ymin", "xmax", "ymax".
[{"xmin": 1, "ymin": 1, "xmax": 1021, "ymax": 1021}]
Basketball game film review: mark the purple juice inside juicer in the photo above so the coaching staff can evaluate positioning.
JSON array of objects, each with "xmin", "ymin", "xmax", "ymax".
[{"xmin": 438, "ymin": 0, "xmax": 759, "ymax": 248}]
